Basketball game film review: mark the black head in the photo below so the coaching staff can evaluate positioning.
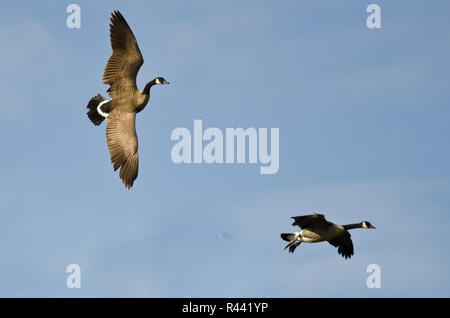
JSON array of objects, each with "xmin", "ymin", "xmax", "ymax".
[
  {"xmin": 154, "ymin": 77, "xmax": 169, "ymax": 85},
  {"xmin": 362, "ymin": 221, "xmax": 376, "ymax": 229},
  {"xmin": 143, "ymin": 77, "xmax": 170, "ymax": 95}
]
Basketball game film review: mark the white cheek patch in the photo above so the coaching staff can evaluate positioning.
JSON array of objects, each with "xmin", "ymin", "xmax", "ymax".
[
  {"xmin": 97, "ymin": 100, "xmax": 110, "ymax": 118},
  {"xmin": 155, "ymin": 78, "xmax": 161, "ymax": 84}
]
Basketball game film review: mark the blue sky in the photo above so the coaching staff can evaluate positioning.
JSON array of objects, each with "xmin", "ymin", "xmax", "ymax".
[{"xmin": 0, "ymin": 0, "xmax": 449, "ymax": 297}]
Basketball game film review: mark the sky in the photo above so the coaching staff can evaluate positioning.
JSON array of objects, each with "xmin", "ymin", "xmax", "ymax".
[{"xmin": 0, "ymin": 0, "xmax": 449, "ymax": 297}]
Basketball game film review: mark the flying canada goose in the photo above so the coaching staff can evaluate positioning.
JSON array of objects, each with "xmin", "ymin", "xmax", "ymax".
[
  {"xmin": 280, "ymin": 214, "xmax": 375, "ymax": 259},
  {"xmin": 86, "ymin": 10, "xmax": 169, "ymax": 189}
]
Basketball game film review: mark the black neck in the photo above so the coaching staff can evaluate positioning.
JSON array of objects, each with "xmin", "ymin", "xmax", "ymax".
[
  {"xmin": 343, "ymin": 223, "xmax": 362, "ymax": 230},
  {"xmin": 143, "ymin": 79, "xmax": 156, "ymax": 95}
]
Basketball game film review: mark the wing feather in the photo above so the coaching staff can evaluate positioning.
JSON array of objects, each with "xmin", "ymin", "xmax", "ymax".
[
  {"xmin": 106, "ymin": 110, "xmax": 139, "ymax": 189},
  {"xmin": 291, "ymin": 214, "xmax": 329, "ymax": 229},
  {"xmin": 102, "ymin": 11, "xmax": 143, "ymax": 98},
  {"xmin": 328, "ymin": 232, "xmax": 354, "ymax": 259}
]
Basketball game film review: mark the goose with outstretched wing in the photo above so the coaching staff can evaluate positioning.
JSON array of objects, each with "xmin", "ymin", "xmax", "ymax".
[
  {"xmin": 281, "ymin": 214, "xmax": 375, "ymax": 259},
  {"xmin": 86, "ymin": 11, "xmax": 169, "ymax": 189}
]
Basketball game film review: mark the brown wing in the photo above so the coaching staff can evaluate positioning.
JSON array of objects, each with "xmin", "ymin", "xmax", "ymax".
[
  {"xmin": 102, "ymin": 10, "xmax": 144, "ymax": 98},
  {"xmin": 291, "ymin": 214, "xmax": 329, "ymax": 229},
  {"xmin": 106, "ymin": 110, "xmax": 139, "ymax": 189},
  {"xmin": 328, "ymin": 232, "xmax": 354, "ymax": 259}
]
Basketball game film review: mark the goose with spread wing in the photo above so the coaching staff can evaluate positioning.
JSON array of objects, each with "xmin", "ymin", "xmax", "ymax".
[
  {"xmin": 86, "ymin": 10, "xmax": 169, "ymax": 189},
  {"xmin": 281, "ymin": 214, "xmax": 375, "ymax": 259}
]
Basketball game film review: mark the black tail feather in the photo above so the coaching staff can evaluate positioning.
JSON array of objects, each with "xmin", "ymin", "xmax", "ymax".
[
  {"xmin": 281, "ymin": 233, "xmax": 295, "ymax": 242},
  {"xmin": 87, "ymin": 94, "xmax": 107, "ymax": 126}
]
